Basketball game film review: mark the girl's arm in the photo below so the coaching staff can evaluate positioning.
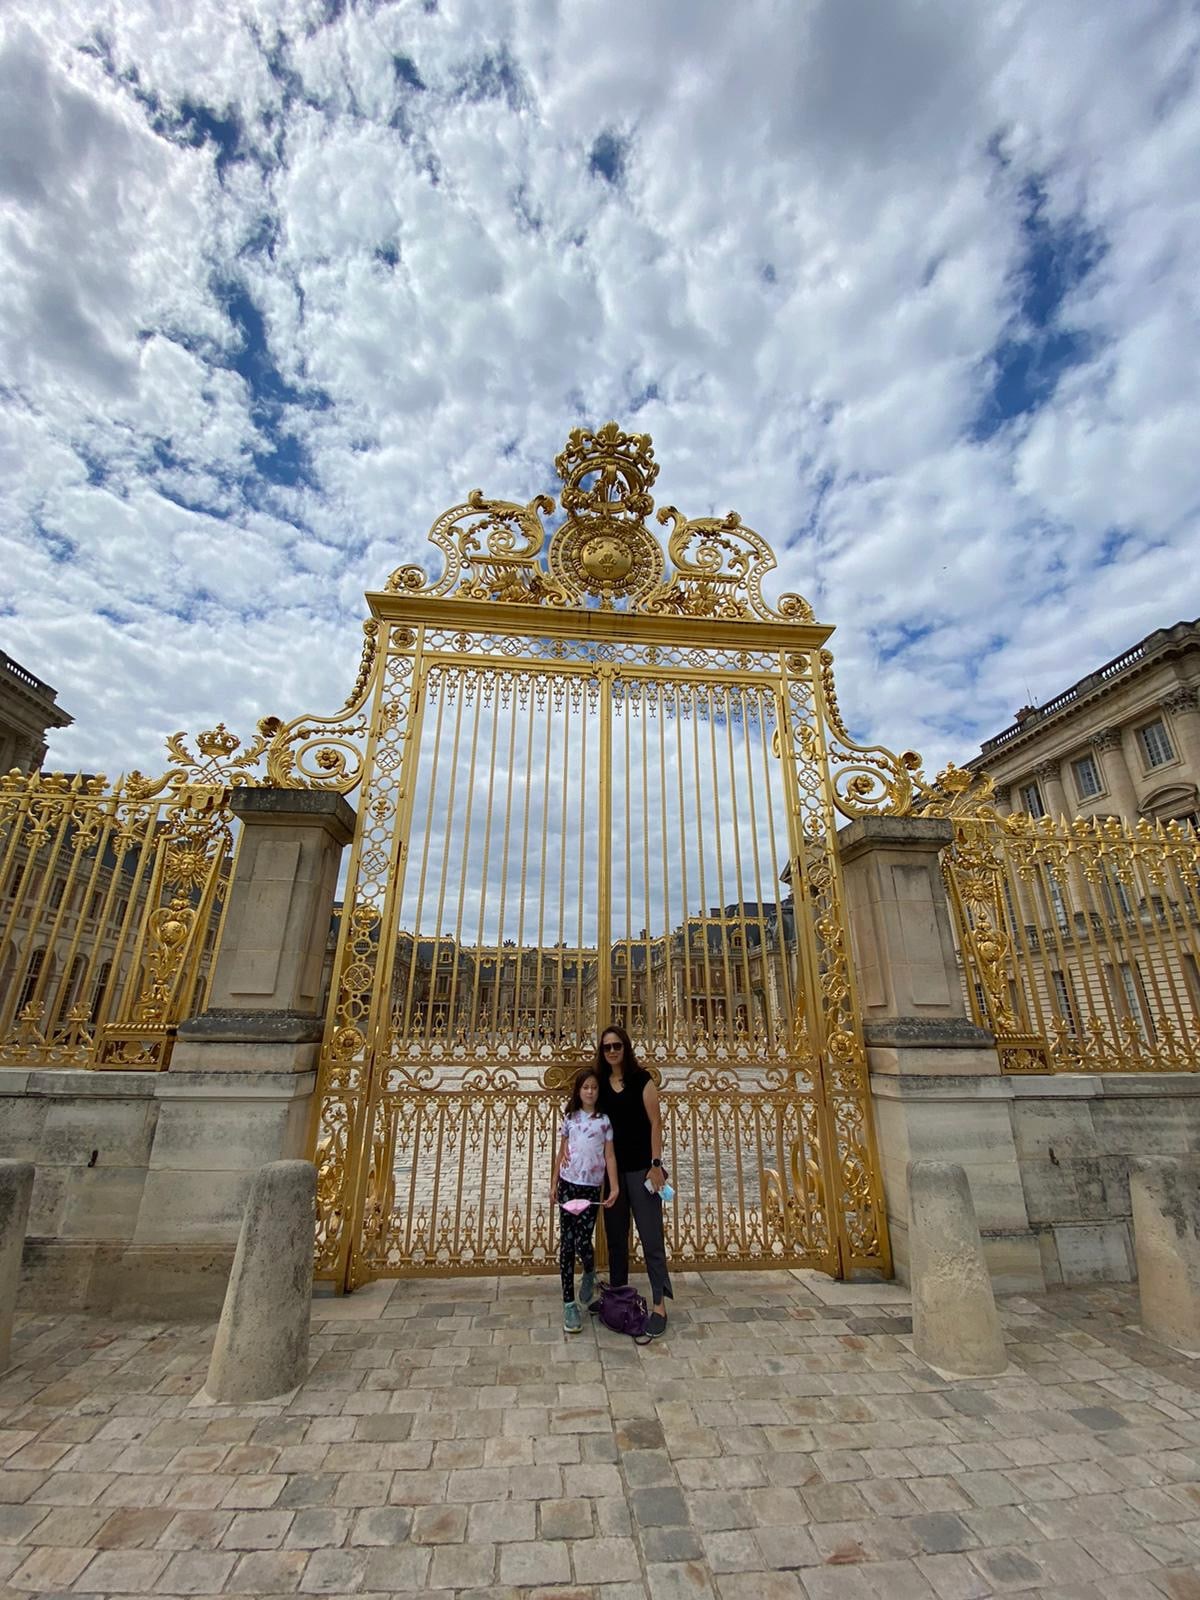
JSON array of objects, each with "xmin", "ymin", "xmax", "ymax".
[
  {"xmin": 602, "ymin": 1138, "xmax": 619, "ymax": 1207},
  {"xmin": 550, "ymin": 1134, "xmax": 568, "ymax": 1206},
  {"xmin": 643, "ymin": 1080, "xmax": 666, "ymax": 1192}
]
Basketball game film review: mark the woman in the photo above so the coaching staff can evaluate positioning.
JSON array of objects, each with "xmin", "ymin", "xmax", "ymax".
[{"xmin": 595, "ymin": 1024, "xmax": 672, "ymax": 1337}]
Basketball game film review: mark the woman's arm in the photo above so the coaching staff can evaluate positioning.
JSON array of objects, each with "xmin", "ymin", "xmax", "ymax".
[
  {"xmin": 603, "ymin": 1139, "xmax": 619, "ymax": 1207},
  {"xmin": 643, "ymin": 1080, "xmax": 666, "ymax": 1193}
]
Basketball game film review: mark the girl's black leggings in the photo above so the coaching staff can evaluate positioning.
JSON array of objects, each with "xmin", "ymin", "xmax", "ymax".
[{"xmin": 556, "ymin": 1177, "xmax": 600, "ymax": 1302}]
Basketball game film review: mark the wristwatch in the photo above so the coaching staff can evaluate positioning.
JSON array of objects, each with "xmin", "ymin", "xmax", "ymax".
[{"xmin": 650, "ymin": 1158, "xmax": 664, "ymax": 1170}]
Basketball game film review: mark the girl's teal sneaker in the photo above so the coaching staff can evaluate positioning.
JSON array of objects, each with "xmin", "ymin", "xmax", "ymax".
[{"xmin": 563, "ymin": 1301, "xmax": 583, "ymax": 1334}]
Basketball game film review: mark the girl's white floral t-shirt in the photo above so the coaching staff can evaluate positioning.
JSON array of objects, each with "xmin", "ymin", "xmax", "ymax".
[{"xmin": 559, "ymin": 1110, "xmax": 613, "ymax": 1186}]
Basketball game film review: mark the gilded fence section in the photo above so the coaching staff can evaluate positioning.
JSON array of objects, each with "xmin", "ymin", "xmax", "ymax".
[
  {"xmin": 0, "ymin": 729, "xmax": 260, "ymax": 1069},
  {"xmin": 943, "ymin": 804, "xmax": 1200, "ymax": 1073}
]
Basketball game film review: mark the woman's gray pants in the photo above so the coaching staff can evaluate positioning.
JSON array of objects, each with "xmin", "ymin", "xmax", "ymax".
[{"xmin": 602, "ymin": 1168, "xmax": 673, "ymax": 1306}]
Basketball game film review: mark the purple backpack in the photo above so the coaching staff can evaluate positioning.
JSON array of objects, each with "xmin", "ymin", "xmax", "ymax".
[{"xmin": 590, "ymin": 1282, "xmax": 651, "ymax": 1343}]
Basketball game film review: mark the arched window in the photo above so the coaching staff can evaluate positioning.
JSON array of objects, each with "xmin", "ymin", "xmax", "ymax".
[
  {"xmin": 90, "ymin": 960, "xmax": 113, "ymax": 1026},
  {"xmin": 16, "ymin": 949, "xmax": 47, "ymax": 1015}
]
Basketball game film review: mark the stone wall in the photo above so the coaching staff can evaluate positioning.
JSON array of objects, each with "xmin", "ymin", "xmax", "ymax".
[
  {"xmin": 1010, "ymin": 1071, "xmax": 1200, "ymax": 1286},
  {"xmin": 0, "ymin": 1065, "xmax": 314, "ymax": 1317}
]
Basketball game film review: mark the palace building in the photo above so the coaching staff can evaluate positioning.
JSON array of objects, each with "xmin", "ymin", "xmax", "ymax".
[
  {"xmin": 966, "ymin": 618, "xmax": 1200, "ymax": 826},
  {"xmin": 0, "ymin": 651, "xmax": 73, "ymax": 774}
]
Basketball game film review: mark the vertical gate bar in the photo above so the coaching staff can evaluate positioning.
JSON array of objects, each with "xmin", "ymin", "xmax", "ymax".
[
  {"xmin": 488, "ymin": 679, "xmax": 520, "ymax": 1041},
  {"xmin": 640, "ymin": 681, "xmax": 656, "ymax": 1050},
  {"xmin": 38, "ymin": 801, "xmax": 102, "ymax": 1032},
  {"xmin": 755, "ymin": 692, "xmax": 795, "ymax": 1047},
  {"xmin": 673, "ymin": 683, "xmax": 696, "ymax": 1051},
  {"xmin": 574, "ymin": 683, "xmax": 590, "ymax": 1049},
  {"xmin": 105, "ymin": 809, "xmax": 162, "ymax": 1028},
  {"xmin": 656, "ymin": 679, "xmax": 675, "ymax": 1052},
  {"xmin": 705, "ymin": 684, "xmax": 736, "ymax": 1042},
  {"xmin": 428, "ymin": 667, "xmax": 468, "ymax": 1042},
  {"xmin": 467, "ymin": 676, "xmax": 502, "ymax": 1049},
  {"xmin": 533, "ymin": 672, "xmax": 554, "ymax": 1046},
  {"xmin": 741, "ymin": 690, "xmax": 776, "ymax": 1048},
  {"xmin": 21, "ymin": 793, "xmax": 88, "ymax": 1027},
  {"xmin": 399, "ymin": 665, "xmax": 447, "ymax": 1041},
  {"xmin": 596, "ymin": 671, "xmax": 613, "ymax": 1033},
  {"xmin": 1131, "ymin": 832, "xmax": 1174, "ymax": 1047},
  {"xmin": 722, "ymin": 686, "xmax": 757, "ymax": 1041},
  {"xmin": 689, "ymin": 684, "xmax": 714, "ymax": 1047},
  {"xmin": 1074, "ymin": 832, "xmax": 1126, "ymax": 1046},
  {"xmin": 554, "ymin": 681, "xmax": 572, "ymax": 1050},
  {"xmin": 623, "ymin": 679, "xmax": 633, "ymax": 1035},
  {"xmin": 511, "ymin": 673, "xmax": 540, "ymax": 1041},
  {"xmin": 0, "ymin": 793, "xmax": 65, "ymax": 1033},
  {"xmin": 58, "ymin": 807, "xmax": 114, "ymax": 1040},
  {"xmin": 446, "ymin": 673, "xmax": 484, "ymax": 1042}
]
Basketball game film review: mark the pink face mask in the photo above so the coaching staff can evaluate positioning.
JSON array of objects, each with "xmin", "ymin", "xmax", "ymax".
[{"xmin": 560, "ymin": 1197, "xmax": 594, "ymax": 1215}]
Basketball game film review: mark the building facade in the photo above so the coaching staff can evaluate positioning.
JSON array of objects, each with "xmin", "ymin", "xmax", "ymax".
[
  {"xmin": 967, "ymin": 619, "xmax": 1200, "ymax": 826},
  {"xmin": 0, "ymin": 651, "xmax": 72, "ymax": 773}
]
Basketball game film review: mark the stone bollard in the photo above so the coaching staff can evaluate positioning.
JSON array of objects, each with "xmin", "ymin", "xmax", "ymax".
[
  {"xmin": 1130, "ymin": 1157, "xmax": 1200, "ymax": 1353},
  {"xmin": 204, "ymin": 1160, "xmax": 317, "ymax": 1403},
  {"xmin": 908, "ymin": 1160, "xmax": 1006, "ymax": 1377},
  {"xmin": 0, "ymin": 1161, "xmax": 35, "ymax": 1375}
]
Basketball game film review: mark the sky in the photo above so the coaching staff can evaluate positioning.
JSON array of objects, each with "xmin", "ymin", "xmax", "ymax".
[{"xmin": 2, "ymin": 0, "xmax": 1199, "ymax": 786}]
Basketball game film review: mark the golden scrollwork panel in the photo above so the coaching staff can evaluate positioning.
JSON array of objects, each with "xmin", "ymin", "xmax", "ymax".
[{"xmin": 944, "ymin": 809, "xmax": 1200, "ymax": 1077}]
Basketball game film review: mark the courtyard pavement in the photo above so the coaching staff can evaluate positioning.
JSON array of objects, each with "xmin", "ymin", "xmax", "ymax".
[{"xmin": 2, "ymin": 1270, "xmax": 1199, "ymax": 1599}]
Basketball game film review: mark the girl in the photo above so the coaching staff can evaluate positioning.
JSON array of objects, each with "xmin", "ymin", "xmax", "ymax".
[
  {"xmin": 596, "ymin": 1024, "xmax": 672, "ymax": 1338},
  {"xmin": 551, "ymin": 1067, "xmax": 618, "ymax": 1333}
]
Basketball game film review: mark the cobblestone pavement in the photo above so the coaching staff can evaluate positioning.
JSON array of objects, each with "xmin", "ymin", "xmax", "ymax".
[{"xmin": 2, "ymin": 1270, "xmax": 1199, "ymax": 1599}]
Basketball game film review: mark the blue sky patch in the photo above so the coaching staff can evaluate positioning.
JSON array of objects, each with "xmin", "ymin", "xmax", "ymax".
[
  {"xmin": 972, "ymin": 177, "xmax": 1106, "ymax": 440},
  {"xmin": 589, "ymin": 131, "xmax": 628, "ymax": 187}
]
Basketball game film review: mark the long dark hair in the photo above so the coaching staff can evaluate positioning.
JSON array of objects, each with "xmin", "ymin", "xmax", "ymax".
[
  {"xmin": 565, "ymin": 1067, "xmax": 601, "ymax": 1119},
  {"xmin": 594, "ymin": 1023, "xmax": 645, "ymax": 1086}
]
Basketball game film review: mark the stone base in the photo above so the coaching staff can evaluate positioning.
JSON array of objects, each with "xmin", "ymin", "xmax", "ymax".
[
  {"xmin": 20, "ymin": 1239, "xmax": 235, "ymax": 1319},
  {"xmin": 871, "ymin": 1068, "xmax": 1046, "ymax": 1294}
]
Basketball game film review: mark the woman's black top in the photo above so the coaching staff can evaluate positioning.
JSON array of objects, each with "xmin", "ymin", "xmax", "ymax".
[{"xmin": 601, "ymin": 1069, "xmax": 653, "ymax": 1172}]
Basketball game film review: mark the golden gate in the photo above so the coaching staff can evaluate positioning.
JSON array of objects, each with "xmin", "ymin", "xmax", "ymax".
[{"xmin": 267, "ymin": 424, "xmax": 910, "ymax": 1289}]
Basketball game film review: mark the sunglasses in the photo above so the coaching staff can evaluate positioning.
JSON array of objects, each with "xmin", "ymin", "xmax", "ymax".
[{"xmin": 602, "ymin": 1041, "xmax": 624, "ymax": 1053}]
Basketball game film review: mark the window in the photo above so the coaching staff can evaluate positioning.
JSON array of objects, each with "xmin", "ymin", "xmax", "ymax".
[
  {"xmin": 1051, "ymin": 969, "xmax": 1079, "ymax": 1033},
  {"xmin": 1119, "ymin": 961, "xmax": 1155, "ymax": 1042},
  {"xmin": 1046, "ymin": 871, "xmax": 1069, "ymax": 932},
  {"xmin": 1073, "ymin": 754, "xmax": 1102, "ymax": 799},
  {"xmin": 89, "ymin": 960, "xmax": 112, "ymax": 1024},
  {"xmin": 15, "ymin": 949, "xmax": 46, "ymax": 1016},
  {"xmin": 1138, "ymin": 719, "xmax": 1174, "ymax": 768},
  {"xmin": 1020, "ymin": 781, "xmax": 1045, "ymax": 818}
]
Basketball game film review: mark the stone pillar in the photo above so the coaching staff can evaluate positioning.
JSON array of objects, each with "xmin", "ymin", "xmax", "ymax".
[
  {"xmin": 1130, "ymin": 1156, "xmax": 1200, "ymax": 1353},
  {"xmin": 908, "ymin": 1160, "xmax": 1006, "ymax": 1376},
  {"xmin": 1091, "ymin": 728, "xmax": 1139, "ymax": 820},
  {"xmin": 0, "ymin": 1161, "xmax": 35, "ymax": 1373},
  {"xmin": 839, "ymin": 815, "xmax": 1044, "ymax": 1292},
  {"xmin": 205, "ymin": 1161, "xmax": 316, "ymax": 1401},
  {"xmin": 991, "ymin": 784, "xmax": 1012, "ymax": 816},
  {"xmin": 120, "ymin": 789, "xmax": 355, "ymax": 1317},
  {"xmin": 1034, "ymin": 759, "xmax": 1068, "ymax": 822},
  {"xmin": 1163, "ymin": 687, "xmax": 1200, "ymax": 783}
]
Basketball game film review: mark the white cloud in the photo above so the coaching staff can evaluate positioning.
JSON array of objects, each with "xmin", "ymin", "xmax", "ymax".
[{"xmin": 0, "ymin": 0, "xmax": 1196, "ymax": 801}]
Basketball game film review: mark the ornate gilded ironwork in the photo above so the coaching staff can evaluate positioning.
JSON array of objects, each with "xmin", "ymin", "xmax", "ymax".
[
  {"xmin": 291, "ymin": 422, "xmax": 892, "ymax": 1289},
  {"xmin": 943, "ymin": 806, "xmax": 1200, "ymax": 1075},
  {"xmin": 0, "ymin": 739, "xmax": 247, "ymax": 1069}
]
